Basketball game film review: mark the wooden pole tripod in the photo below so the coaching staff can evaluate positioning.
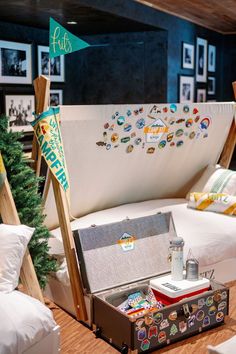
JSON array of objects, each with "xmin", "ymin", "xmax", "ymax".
[{"xmin": 33, "ymin": 75, "xmax": 87, "ymax": 321}]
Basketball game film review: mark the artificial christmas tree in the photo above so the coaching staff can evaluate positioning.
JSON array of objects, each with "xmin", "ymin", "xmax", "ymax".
[{"xmin": 0, "ymin": 115, "xmax": 57, "ymax": 288}]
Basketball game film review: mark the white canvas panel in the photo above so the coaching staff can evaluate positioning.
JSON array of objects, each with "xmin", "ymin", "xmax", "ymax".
[{"xmin": 44, "ymin": 102, "xmax": 234, "ymax": 229}]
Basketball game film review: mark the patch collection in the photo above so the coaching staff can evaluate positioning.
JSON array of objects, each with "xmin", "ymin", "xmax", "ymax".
[
  {"xmin": 96, "ymin": 104, "xmax": 212, "ymax": 153},
  {"xmin": 131, "ymin": 289, "xmax": 228, "ymax": 352}
]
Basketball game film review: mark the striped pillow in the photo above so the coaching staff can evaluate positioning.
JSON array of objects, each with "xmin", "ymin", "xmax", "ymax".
[{"xmin": 186, "ymin": 165, "xmax": 236, "ymax": 199}]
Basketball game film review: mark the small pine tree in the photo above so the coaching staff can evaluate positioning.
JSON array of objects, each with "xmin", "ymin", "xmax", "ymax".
[{"xmin": 0, "ymin": 115, "xmax": 57, "ymax": 288}]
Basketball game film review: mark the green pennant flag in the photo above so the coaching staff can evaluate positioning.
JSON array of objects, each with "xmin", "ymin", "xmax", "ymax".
[{"xmin": 49, "ymin": 17, "xmax": 90, "ymax": 58}]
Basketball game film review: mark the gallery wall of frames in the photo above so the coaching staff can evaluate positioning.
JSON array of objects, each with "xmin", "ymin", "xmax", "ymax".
[{"xmin": 179, "ymin": 38, "xmax": 217, "ymax": 104}]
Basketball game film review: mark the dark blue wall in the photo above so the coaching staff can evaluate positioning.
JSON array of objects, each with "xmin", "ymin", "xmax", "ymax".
[
  {"xmin": 0, "ymin": 0, "xmax": 235, "ymax": 106},
  {"xmin": 77, "ymin": 0, "xmax": 235, "ymax": 103}
]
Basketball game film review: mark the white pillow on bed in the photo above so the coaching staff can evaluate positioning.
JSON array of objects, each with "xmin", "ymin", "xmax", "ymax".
[
  {"xmin": 0, "ymin": 224, "xmax": 35, "ymax": 293},
  {"xmin": 186, "ymin": 165, "xmax": 236, "ymax": 199}
]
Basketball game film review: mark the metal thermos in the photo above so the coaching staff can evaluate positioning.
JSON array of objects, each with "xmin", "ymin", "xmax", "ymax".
[
  {"xmin": 186, "ymin": 258, "xmax": 199, "ymax": 281},
  {"xmin": 169, "ymin": 237, "xmax": 184, "ymax": 281}
]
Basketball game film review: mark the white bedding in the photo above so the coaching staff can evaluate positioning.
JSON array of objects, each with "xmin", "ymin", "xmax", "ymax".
[
  {"xmin": 49, "ymin": 198, "xmax": 236, "ymax": 286},
  {"xmin": 0, "ymin": 290, "xmax": 56, "ymax": 354}
]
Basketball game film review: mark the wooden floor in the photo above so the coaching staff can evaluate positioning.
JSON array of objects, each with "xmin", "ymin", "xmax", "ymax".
[{"xmin": 51, "ymin": 282, "xmax": 236, "ymax": 354}]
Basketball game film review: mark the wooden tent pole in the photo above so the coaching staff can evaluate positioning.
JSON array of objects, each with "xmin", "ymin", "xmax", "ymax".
[
  {"xmin": 0, "ymin": 172, "xmax": 44, "ymax": 303},
  {"xmin": 33, "ymin": 75, "xmax": 87, "ymax": 321},
  {"xmin": 218, "ymin": 82, "xmax": 236, "ymax": 168}
]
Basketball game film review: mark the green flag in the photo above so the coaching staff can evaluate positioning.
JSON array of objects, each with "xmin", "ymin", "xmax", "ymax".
[
  {"xmin": 0, "ymin": 152, "xmax": 6, "ymax": 190},
  {"xmin": 49, "ymin": 17, "xmax": 90, "ymax": 58}
]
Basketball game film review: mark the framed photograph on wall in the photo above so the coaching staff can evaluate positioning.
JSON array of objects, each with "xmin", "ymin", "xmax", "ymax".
[
  {"xmin": 196, "ymin": 37, "xmax": 207, "ymax": 83},
  {"xmin": 197, "ymin": 89, "xmax": 206, "ymax": 102},
  {"xmin": 0, "ymin": 40, "xmax": 32, "ymax": 84},
  {"xmin": 50, "ymin": 89, "xmax": 63, "ymax": 106},
  {"xmin": 182, "ymin": 42, "xmax": 194, "ymax": 69},
  {"xmin": 179, "ymin": 75, "xmax": 194, "ymax": 103},
  {"xmin": 208, "ymin": 76, "xmax": 216, "ymax": 95},
  {"xmin": 38, "ymin": 45, "xmax": 65, "ymax": 82},
  {"xmin": 5, "ymin": 94, "xmax": 35, "ymax": 132},
  {"xmin": 208, "ymin": 45, "xmax": 216, "ymax": 72}
]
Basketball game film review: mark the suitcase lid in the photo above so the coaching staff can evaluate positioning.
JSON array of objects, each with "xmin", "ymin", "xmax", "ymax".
[{"xmin": 74, "ymin": 212, "xmax": 175, "ymax": 294}]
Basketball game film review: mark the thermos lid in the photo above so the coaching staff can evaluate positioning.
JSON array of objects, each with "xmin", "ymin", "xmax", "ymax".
[{"xmin": 170, "ymin": 236, "xmax": 184, "ymax": 247}]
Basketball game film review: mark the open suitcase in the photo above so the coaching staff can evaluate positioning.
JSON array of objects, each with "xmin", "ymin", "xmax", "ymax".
[{"xmin": 74, "ymin": 212, "xmax": 229, "ymax": 353}]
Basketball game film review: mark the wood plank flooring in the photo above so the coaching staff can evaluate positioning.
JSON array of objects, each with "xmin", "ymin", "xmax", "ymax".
[{"xmin": 51, "ymin": 282, "xmax": 236, "ymax": 354}]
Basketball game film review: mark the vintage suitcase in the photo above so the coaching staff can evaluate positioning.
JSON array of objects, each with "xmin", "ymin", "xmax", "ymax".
[{"xmin": 74, "ymin": 212, "xmax": 229, "ymax": 354}]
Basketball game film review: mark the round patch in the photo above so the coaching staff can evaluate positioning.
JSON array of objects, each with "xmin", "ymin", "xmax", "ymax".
[
  {"xmin": 196, "ymin": 310, "xmax": 205, "ymax": 321},
  {"xmin": 170, "ymin": 103, "xmax": 177, "ymax": 113},
  {"xmin": 176, "ymin": 140, "xmax": 184, "ymax": 147},
  {"xmin": 186, "ymin": 118, "xmax": 193, "ymax": 128},
  {"xmin": 206, "ymin": 296, "xmax": 213, "ymax": 307},
  {"xmin": 104, "ymin": 122, "xmax": 109, "ymax": 129},
  {"xmin": 124, "ymin": 123, "xmax": 132, "ymax": 132},
  {"xmin": 199, "ymin": 117, "xmax": 211, "ymax": 130},
  {"xmin": 176, "ymin": 118, "xmax": 185, "ymax": 124},
  {"xmin": 183, "ymin": 105, "xmax": 190, "ymax": 113},
  {"xmin": 131, "ymin": 132, "xmax": 136, "ymax": 138},
  {"xmin": 153, "ymin": 312, "xmax": 163, "ymax": 324},
  {"xmin": 109, "ymin": 124, "xmax": 114, "ymax": 131},
  {"xmin": 145, "ymin": 316, "xmax": 153, "ymax": 326},
  {"xmin": 195, "ymin": 115, "xmax": 200, "ymax": 123},
  {"xmin": 191, "ymin": 304, "xmax": 198, "ymax": 314},
  {"xmin": 203, "ymin": 316, "xmax": 210, "ymax": 327},
  {"xmin": 126, "ymin": 145, "xmax": 134, "ymax": 153},
  {"xmin": 135, "ymin": 137, "xmax": 142, "ymax": 145},
  {"xmin": 163, "ymin": 107, "xmax": 168, "ymax": 113},
  {"xmin": 169, "ymin": 311, "xmax": 177, "ymax": 321},
  {"xmin": 170, "ymin": 142, "xmax": 175, "ymax": 147},
  {"xmin": 147, "ymin": 147, "xmax": 155, "ymax": 154},
  {"xmin": 158, "ymin": 140, "xmax": 166, "ymax": 149},
  {"xmin": 175, "ymin": 129, "xmax": 184, "ymax": 137},
  {"xmin": 136, "ymin": 118, "xmax": 145, "ymax": 129},
  {"xmin": 106, "ymin": 144, "xmax": 111, "ymax": 150},
  {"xmin": 158, "ymin": 331, "xmax": 166, "ymax": 343},
  {"xmin": 167, "ymin": 132, "xmax": 174, "ymax": 142},
  {"xmin": 213, "ymin": 292, "xmax": 222, "ymax": 303},
  {"xmin": 189, "ymin": 131, "xmax": 196, "ymax": 139},
  {"xmin": 121, "ymin": 137, "xmax": 130, "ymax": 143},
  {"xmin": 218, "ymin": 301, "xmax": 227, "ymax": 311},
  {"xmin": 193, "ymin": 108, "xmax": 199, "ymax": 114},
  {"xmin": 216, "ymin": 311, "xmax": 224, "ymax": 323},
  {"xmin": 111, "ymin": 133, "xmax": 119, "ymax": 143},
  {"xmin": 208, "ymin": 306, "xmax": 217, "ymax": 316},
  {"xmin": 127, "ymin": 109, "xmax": 132, "ymax": 116},
  {"xmin": 117, "ymin": 116, "xmax": 125, "ymax": 125}
]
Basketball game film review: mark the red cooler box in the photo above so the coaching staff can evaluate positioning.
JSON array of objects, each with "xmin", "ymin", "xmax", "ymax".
[{"xmin": 150, "ymin": 275, "xmax": 210, "ymax": 305}]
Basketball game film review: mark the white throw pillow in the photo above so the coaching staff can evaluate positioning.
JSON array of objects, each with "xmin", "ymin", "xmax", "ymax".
[
  {"xmin": 0, "ymin": 224, "xmax": 35, "ymax": 293},
  {"xmin": 186, "ymin": 165, "xmax": 236, "ymax": 200}
]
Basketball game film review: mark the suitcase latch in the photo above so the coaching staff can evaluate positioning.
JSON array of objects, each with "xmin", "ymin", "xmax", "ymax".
[
  {"xmin": 177, "ymin": 304, "xmax": 193, "ymax": 319},
  {"xmin": 182, "ymin": 303, "xmax": 192, "ymax": 319}
]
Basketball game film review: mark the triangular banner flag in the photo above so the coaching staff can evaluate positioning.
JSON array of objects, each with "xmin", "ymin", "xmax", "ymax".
[{"xmin": 49, "ymin": 17, "xmax": 90, "ymax": 58}]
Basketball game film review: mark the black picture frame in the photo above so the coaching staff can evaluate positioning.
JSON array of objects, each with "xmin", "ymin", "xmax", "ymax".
[
  {"xmin": 196, "ymin": 37, "xmax": 207, "ymax": 83},
  {"xmin": 182, "ymin": 42, "xmax": 195, "ymax": 70},
  {"xmin": 179, "ymin": 75, "xmax": 194, "ymax": 103}
]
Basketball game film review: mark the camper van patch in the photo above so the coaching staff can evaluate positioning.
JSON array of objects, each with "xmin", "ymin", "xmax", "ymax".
[{"xmin": 96, "ymin": 104, "xmax": 212, "ymax": 153}]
